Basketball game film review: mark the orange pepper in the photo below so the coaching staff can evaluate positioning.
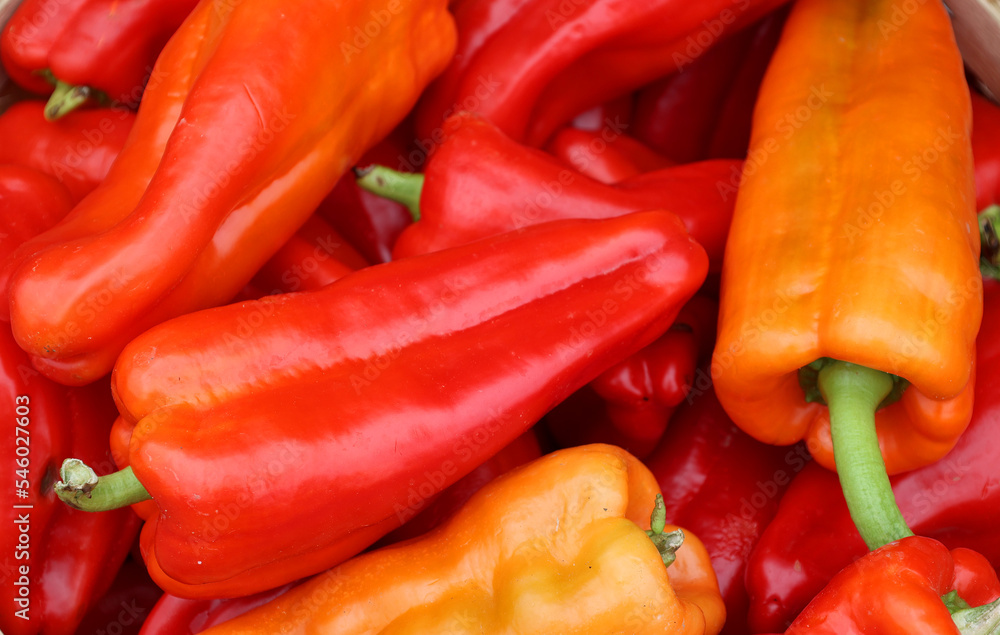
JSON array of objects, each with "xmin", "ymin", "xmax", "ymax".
[
  {"xmin": 197, "ymin": 444, "xmax": 725, "ymax": 635},
  {"xmin": 712, "ymin": 0, "xmax": 980, "ymax": 552}
]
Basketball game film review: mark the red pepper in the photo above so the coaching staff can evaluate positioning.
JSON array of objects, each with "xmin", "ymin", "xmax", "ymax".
[
  {"xmin": 1, "ymin": 0, "xmax": 199, "ymax": 117},
  {"xmin": 0, "ymin": 165, "xmax": 74, "ymax": 260},
  {"xmin": 567, "ymin": 93, "xmax": 634, "ymax": 133},
  {"xmin": 0, "ymin": 324, "xmax": 141, "ymax": 635},
  {"xmin": 644, "ymin": 385, "xmax": 810, "ymax": 635},
  {"xmin": 745, "ymin": 280, "xmax": 1000, "ymax": 633},
  {"xmin": 0, "ymin": 101, "xmax": 134, "ymax": 203},
  {"xmin": 138, "ymin": 585, "xmax": 296, "ymax": 635},
  {"xmin": 973, "ymin": 91, "xmax": 1000, "ymax": 212},
  {"xmin": 772, "ymin": 538, "xmax": 1000, "ymax": 634},
  {"xmin": 381, "ymin": 429, "xmax": 543, "ymax": 543},
  {"xmin": 56, "ymin": 209, "xmax": 707, "ymax": 598},
  {"xmin": 631, "ymin": 10, "xmax": 786, "ymax": 163},
  {"xmin": 545, "ymin": 127, "xmax": 674, "ymax": 184},
  {"xmin": 74, "ymin": 556, "xmax": 163, "ymax": 635},
  {"xmin": 415, "ymin": 0, "xmax": 791, "ymax": 146},
  {"xmin": 546, "ymin": 295, "xmax": 717, "ymax": 457},
  {"xmin": 360, "ymin": 112, "xmax": 737, "ymax": 272},
  {"xmin": 250, "ymin": 215, "xmax": 369, "ymax": 295}
]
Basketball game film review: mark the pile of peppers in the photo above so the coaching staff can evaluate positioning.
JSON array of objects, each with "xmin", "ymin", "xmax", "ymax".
[{"xmin": 1, "ymin": 0, "xmax": 999, "ymax": 633}]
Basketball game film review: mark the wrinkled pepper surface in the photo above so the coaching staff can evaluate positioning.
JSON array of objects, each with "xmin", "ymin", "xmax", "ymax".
[
  {"xmin": 1, "ymin": 0, "xmax": 200, "ymax": 118},
  {"xmin": 1, "ymin": 0, "xmax": 456, "ymax": 386},
  {"xmin": 769, "ymin": 538, "xmax": 1000, "ymax": 634},
  {"xmin": 713, "ymin": 0, "xmax": 980, "ymax": 480},
  {"xmin": 415, "ymin": 0, "xmax": 790, "ymax": 146},
  {"xmin": 746, "ymin": 280, "xmax": 1000, "ymax": 633},
  {"xmin": 196, "ymin": 445, "xmax": 725, "ymax": 635},
  {"xmin": 361, "ymin": 112, "xmax": 737, "ymax": 271},
  {"xmin": 0, "ymin": 100, "xmax": 134, "ymax": 203},
  {"xmin": 56, "ymin": 210, "xmax": 707, "ymax": 598}
]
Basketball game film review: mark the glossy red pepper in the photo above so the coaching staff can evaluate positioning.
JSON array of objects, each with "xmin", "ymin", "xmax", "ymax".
[
  {"xmin": 644, "ymin": 385, "xmax": 810, "ymax": 635},
  {"xmin": 1, "ymin": 0, "xmax": 199, "ymax": 117},
  {"xmin": 973, "ymin": 91, "xmax": 1000, "ymax": 211},
  {"xmin": 545, "ymin": 127, "xmax": 674, "ymax": 184},
  {"xmin": 631, "ymin": 10, "xmax": 785, "ymax": 163},
  {"xmin": 74, "ymin": 556, "xmax": 163, "ymax": 635},
  {"xmin": 0, "ymin": 324, "xmax": 141, "ymax": 635},
  {"xmin": 250, "ymin": 215, "xmax": 369, "ymax": 295},
  {"xmin": 745, "ymin": 280, "xmax": 1000, "ymax": 633},
  {"xmin": 362, "ymin": 113, "xmax": 737, "ymax": 272},
  {"xmin": 770, "ymin": 538, "xmax": 1000, "ymax": 634},
  {"xmin": 415, "ymin": 0, "xmax": 791, "ymax": 146},
  {"xmin": 0, "ymin": 165, "xmax": 74, "ymax": 259},
  {"xmin": 0, "ymin": 101, "xmax": 134, "ymax": 203},
  {"xmin": 56, "ymin": 209, "xmax": 707, "ymax": 598},
  {"xmin": 546, "ymin": 295, "xmax": 717, "ymax": 457},
  {"xmin": 567, "ymin": 93, "xmax": 634, "ymax": 133}
]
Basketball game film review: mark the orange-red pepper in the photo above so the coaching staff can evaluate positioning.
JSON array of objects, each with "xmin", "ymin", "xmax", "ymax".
[
  {"xmin": 196, "ymin": 445, "xmax": 726, "ymax": 635},
  {"xmin": 1, "ymin": 0, "xmax": 455, "ymax": 386}
]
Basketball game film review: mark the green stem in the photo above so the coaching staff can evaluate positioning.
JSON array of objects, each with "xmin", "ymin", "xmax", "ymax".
[
  {"xmin": 818, "ymin": 360, "xmax": 913, "ymax": 550},
  {"xmin": 54, "ymin": 459, "xmax": 151, "ymax": 511},
  {"xmin": 645, "ymin": 493, "xmax": 684, "ymax": 568},
  {"xmin": 44, "ymin": 80, "xmax": 94, "ymax": 121},
  {"xmin": 354, "ymin": 165, "xmax": 423, "ymax": 221},
  {"xmin": 953, "ymin": 596, "xmax": 1000, "ymax": 634},
  {"xmin": 981, "ymin": 205, "xmax": 1000, "ymax": 280}
]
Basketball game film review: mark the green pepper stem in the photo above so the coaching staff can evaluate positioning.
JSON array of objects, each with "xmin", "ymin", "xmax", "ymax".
[
  {"xmin": 981, "ymin": 205, "xmax": 1000, "ymax": 280},
  {"xmin": 354, "ymin": 165, "xmax": 423, "ymax": 221},
  {"xmin": 54, "ymin": 459, "xmax": 151, "ymax": 511},
  {"xmin": 44, "ymin": 80, "xmax": 93, "ymax": 121},
  {"xmin": 818, "ymin": 360, "xmax": 913, "ymax": 550},
  {"xmin": 953, "ymin": 595, "xmax": 1000, "ymax": 634},
  {"xmin": 645, "ymin": 493, "xmax": 684, "ymax": 568}
]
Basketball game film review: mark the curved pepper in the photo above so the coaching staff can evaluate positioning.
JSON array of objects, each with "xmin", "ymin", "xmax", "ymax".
[
  {"xmin": 0, "ymin": 0, "xmax": 199, "ymax": 117},
  {"xmin": 771, "ymin": 538, "xmax": 1000, "ymax": 634},
  {"xmin": 0, "ymin": 101, "xmax": 134, "ymax": 203},
  {"xmin": 973, "ymin": 91, "xmax": 1000, "ymax": 212},
  {"xmin": 0, "ymin": 324, "xmax": 141, "ymax": 635},
  {"xmin": 361, "ymin": 112, "xmax": 737, "ymax": 271},
  {"xmin": 545, "ymin": 127, "xmax": 674, "ymax": 184},
  {"xmin": 0, "ymin": 165, "xmax": 74, "ymax": 259},
  {"xmin": 746, "ymin": 280, "xmax": 1000, "ymax": 633},
  {"xmin": 139, "ymin": 585, "xmax": 297, "ymax": 635},
  {"xmin": 415, "ymin": 0, "xmax": 790, "ymax": 146},
  {"xmin": 567, "ymin": 93, "xmax": 634, "ymax": 134},
  {"xmin": 0, "ymin": 0, "xmax": 456, "ymax": 386},
  {"xmin": 712, "ymin": 0, "xmax": 980, "ymax": 481},
  {"xmin": 645, "ymin": 385, "xmax": 809, "ymax": 635},
  {"xmin": 195, "ymin": 444, "xmax": 725, "ymax": 635},
  {"xmin": 57, "ymin": 210, "xmax": 707, "ymax": 598}
]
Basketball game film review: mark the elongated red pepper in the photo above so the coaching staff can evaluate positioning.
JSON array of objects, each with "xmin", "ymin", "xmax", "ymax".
[
  {"xmin": 973, "ymin": 91, "xmax": 1000, "ymax": 211},
  {"xmin": 771, "ymin": 538, "xmax": 1000, "ymax": 634},
  {"xmin": 745, "ymin": 280, "xmax": 1000, "ymax": 633},
  {"xmin": 0, "ymin": 324, "xmax": 141, "ymax": 635},
  {"xmin": 0, "ymin": 165, "xmax": 74, "ymax": 259},
  {"xmin": 0, "ymin": 0, "xmax": 456, "ymax": 386},
  {"xmin": 1, "ymin": 0, "xmax": 199, "ymax": 117},
  {"xmin": 415, "ymin": 0, "xmax": 790, "ymax": 146},
  {"xmin": 360, "ymin": 112, "xmax": 737, "ymax": 271},
  {"xmin": 644, "ymin": 385, "xmax": 809, "ymax": 635},
  {"xmin": 567, "ymin": 93, "xmax": 634, "ymax": 133},
  {"xmin": 545, "ymin": 127, "xmax": 674, "ymax": 184},
  {"xmin": 138, "ymin": 585, "xmax": 297, "ymax": 635},
  {"xmin": 55, "ymin": 210, "xmax": 707, "ymax": 598},
  {"xmin": 0, "ymin": 101, "xmax": 134, "ymax": 203},
  {"xmin": 631, "ymin": 10, "xmax": 785, "ymax": 163}
]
